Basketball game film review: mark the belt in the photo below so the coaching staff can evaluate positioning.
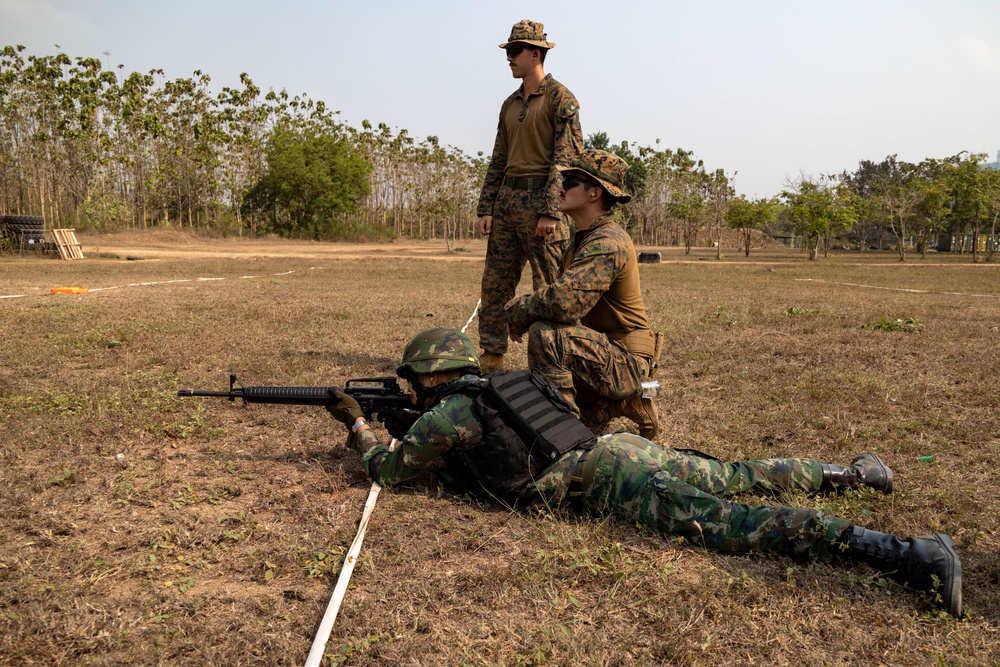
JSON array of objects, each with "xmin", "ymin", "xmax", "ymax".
[{"xmin": 504, "ymin": 176, "xmax": 547, "ymax": 190}]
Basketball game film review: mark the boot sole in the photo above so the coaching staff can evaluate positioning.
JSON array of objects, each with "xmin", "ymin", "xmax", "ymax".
[{"xmin": 928, "ymin": 534, "xmax": 962, "ymax": 618}]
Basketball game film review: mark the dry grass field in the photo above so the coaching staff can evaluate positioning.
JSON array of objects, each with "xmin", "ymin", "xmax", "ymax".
[{"xmin": 2, "ymin": 231, "xmax": 999, "ymax": 666}]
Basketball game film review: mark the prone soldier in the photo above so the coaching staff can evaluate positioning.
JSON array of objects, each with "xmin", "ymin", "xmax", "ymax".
[{"xmin": 327, "ymin": 327, "xmax": 963, "ymax": 618}]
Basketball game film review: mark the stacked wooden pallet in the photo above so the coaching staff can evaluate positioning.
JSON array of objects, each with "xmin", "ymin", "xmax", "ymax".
[{"xmin": 49, "ymin": 228, "xmax": 84, "ymax": 260}]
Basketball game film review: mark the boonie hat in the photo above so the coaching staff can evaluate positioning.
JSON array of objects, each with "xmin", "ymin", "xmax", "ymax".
[
  {"xmin": 499, "ymin": 19, "xmax": 556, "ymax": 49},
  {"xmin": 558, "ymin": 149, "xmax": 632, "ymax": 203}
]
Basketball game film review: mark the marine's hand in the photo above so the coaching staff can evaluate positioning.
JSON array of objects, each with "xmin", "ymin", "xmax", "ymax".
[
  {"xmin": 327, "ymin": 391, "xmax": 364, "ymax": 426},
  {"xmin": 507, "ymin": 323, "xmax": 523, "ymax": 344},
  {"xmin": 479, "ymin": 215, "xmax": 493, "ymax": 235},
  {"xmin": 534, "ymin": 215, "xmax": 559, "ymax": 238}
]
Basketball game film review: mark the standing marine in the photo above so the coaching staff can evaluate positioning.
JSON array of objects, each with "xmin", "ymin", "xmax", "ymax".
[
  {"xmin": 476, "ymin": 19, "xmax": 584, "ymax": 374},
  {"xmin": 327, "ymin": 327, "xmax": 963, "ymax": 619}
]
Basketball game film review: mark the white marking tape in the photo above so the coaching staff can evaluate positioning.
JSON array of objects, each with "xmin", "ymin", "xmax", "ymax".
[
  {"xmin": 461, "ymin": 297, "xmax": 482, "ymax": 334},
  {"xmin": 304, "ymin": 438, "xmax": 398, "ymax": 667},
  {"xmin": 306, "ymin": 294, "xmax": 482, "ymax": 659},
  {"xmin": 794, "ymin": 278, "xmax": 998, "ymax": 298},
  {"xmin": 1, "ymin": 270, "xmax": 301, "ymax": 301}
]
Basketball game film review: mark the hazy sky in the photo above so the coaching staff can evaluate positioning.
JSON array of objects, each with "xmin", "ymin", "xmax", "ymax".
[{"xmin": 2, "ymin": 0, "xmax": 999, "ymax": 197}]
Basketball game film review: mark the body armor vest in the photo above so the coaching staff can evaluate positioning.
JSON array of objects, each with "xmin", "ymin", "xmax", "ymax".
[{"xmin": 438, "ymin": 370, "xmax": 595, "ymax": 499}]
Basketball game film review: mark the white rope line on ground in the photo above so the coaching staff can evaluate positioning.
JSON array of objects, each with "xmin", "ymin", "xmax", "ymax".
[
  {"xmin": 461, "ymin": 297, "xmax": 482, "ymax": 334},
  {"xmin": 793, "ymin": 278, "xmax": 999, "ymax": 298},
  {"xmin": 306, "ymin": 295, "xmax": 482, "ymax": 665},
  {"xmin": 304, "ymin": 438, "xmax": 397, "ymax": 667},
  {"xmin": 0, "ymin": 270, "xmax": 303, "ymax": 300}
]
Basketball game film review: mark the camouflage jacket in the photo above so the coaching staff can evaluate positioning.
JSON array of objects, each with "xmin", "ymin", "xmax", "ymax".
[
  {"xmin": 356, "ymin": 374, "xmax": 483, "ymax": 486},
  {"xmin": 354, "ymin": 373, "xmax": 585, "ymax": 505},
  {"xmin": 505, "ymin": 212, "xmax": 649, "ymax": 337},
  {"xmin": 476, "ymin": 74, "xmax": 583, "ymax": 220}
]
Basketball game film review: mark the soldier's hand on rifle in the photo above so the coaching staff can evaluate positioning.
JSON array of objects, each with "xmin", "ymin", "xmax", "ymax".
[{"xmin": 327, "ymin": 391, "xmax": 364, "ymax": 427}]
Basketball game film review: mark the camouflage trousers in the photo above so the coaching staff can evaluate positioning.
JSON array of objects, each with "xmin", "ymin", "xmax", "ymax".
[
  {"xmin": 524, "ymin": 433, "xmax": 851, "ymax": 561},
  {"xmin": 479, "ymin": 186, "xmax": 570, "ymax": 355},
  {"xmin": 527, "ymin": 321, "xmax": 651, "ymax": 426}
]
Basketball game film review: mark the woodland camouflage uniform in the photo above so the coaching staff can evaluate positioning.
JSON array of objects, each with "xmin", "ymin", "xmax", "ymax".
[
  {"xmin": 330, "ymin": 328, "xmax": 961, "ymax": 617},
  {"xmin": 477, "ymin": 20, "xmax": 584, "ymax": 358},
  {"xmin": 505, "ymin": 150, "xmax": 659, "ymax": 437},
  {"xmin": 356, "ymin": 379, "xmax": 848, "ymax": 560}
]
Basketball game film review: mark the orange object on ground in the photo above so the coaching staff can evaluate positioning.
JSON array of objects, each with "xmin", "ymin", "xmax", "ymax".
[{"xmin": 50, "ymin": 287, "xmax": 89, "ymax": 294}]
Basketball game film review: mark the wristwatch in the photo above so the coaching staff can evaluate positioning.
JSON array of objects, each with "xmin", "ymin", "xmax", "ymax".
[{"xmin": 351, "ymin": 419, "xmax": 369, "ymax": 433}]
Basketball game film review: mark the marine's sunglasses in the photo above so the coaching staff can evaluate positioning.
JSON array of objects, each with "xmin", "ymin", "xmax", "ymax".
[
  {"xmin": 505, "ymin": 45, "xmax": 526, "ymax": 57},
  {"xmin": 562, "ymin": 175, "xmax": 596, "ymax": 190}
]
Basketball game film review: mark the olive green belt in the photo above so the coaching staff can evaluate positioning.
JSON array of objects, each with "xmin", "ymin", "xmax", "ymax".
[{"xmin": 504, "ymin": 176, "xmax": 547, "ymax": 190}]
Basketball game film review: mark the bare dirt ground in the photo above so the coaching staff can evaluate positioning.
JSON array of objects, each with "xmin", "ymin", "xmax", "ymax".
[
  {"xmin": 2, "ymin": 232, "xmax": 999, "ymax": 666},
  {"xmin": 79, "ymin": 230, "xmax": 492, "ymax": 262}
]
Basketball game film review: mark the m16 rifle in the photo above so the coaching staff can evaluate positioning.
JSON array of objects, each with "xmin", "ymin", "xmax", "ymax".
[{"xmin": 178, "ymin": 374, "xmax": 420, "ymax": 441}]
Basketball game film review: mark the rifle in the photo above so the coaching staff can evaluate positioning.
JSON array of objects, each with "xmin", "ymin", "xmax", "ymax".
[{"xmin": 177, "ymin": 374, "xmax": 420, "ymax": 440}]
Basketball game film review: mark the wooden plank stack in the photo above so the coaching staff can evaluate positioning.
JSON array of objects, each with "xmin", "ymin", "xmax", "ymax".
[{"xmin": 49, "ymin": 228, "xmax": 84, "ymax": 260}]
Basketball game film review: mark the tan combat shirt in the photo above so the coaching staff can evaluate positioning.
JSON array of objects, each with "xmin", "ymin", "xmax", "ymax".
[{"xmin": 476, "ymin": 74, "xmax": 583, "ymax": 219}]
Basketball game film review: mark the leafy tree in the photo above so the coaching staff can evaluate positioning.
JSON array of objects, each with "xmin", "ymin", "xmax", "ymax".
[
  {"xmin": 727, "ymin": 196, "xmax": 777, "ymax": 257},
  {"xmin": 945, "ymin": 152, "xmax": 991, "ymax": 261},
  {"xmin": 705, "ymin": 168, "xmax": 734, "ymax": 259},
  {"xmin": 782, "ymin": 177, "xmax": 856, "ymax": 260},
  {"xmin": 244, "ymin": 119, "xmax": 371, "ymax": 239},
  {"xmin": 983, "ymin": 167, "xmax": 1000, "ymax": 261}
]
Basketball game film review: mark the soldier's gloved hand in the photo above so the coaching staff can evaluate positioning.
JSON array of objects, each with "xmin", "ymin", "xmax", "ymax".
[
  {"xmin": 383, "ymin": 408, "xmax": 421, "ymax": 439},
  {"xmin": 327, "ymin": 391, "xmax": 364, "ymax": 427}
]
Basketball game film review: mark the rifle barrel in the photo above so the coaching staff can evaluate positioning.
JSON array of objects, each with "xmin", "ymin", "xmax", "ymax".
[{"xmin": 177, "ymin": 389, "xmax": 236, "ymax": 398}]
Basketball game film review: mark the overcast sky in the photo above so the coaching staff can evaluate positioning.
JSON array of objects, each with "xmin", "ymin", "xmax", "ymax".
[{"xmin": 2, "ymin": 0, "xmax": 999, "ymax": 198}]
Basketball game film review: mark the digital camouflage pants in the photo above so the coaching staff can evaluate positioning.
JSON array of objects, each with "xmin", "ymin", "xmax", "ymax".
[
  {"xmin": 524, "ymin": 433, "xmax": 852, "ymax": 560},
  {"xmin": 479, "ymin": 186, "xmax": 570, "ymax": 355},
  {"xmin": 527, "ymin": 320, "xmax": 651, "ymax": 430}
]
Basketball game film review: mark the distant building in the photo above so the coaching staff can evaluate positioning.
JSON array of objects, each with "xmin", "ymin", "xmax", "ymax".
[{"xmin": 984, "ymin": 151, "xmax": 1000, "ymax": 171}]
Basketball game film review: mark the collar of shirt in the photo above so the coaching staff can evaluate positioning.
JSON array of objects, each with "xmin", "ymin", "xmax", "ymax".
[
  {"xmin": 574, "ymin": 212, "xmax": 617, "ymax": 247},
  {"xmin": 514, "ymin": 73, "xmax": 554, "ymax": 101}
]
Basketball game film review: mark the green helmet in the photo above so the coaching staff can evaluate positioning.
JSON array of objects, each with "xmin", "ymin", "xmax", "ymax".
[{"xmin": 397, "ymin": 328, "xmax": 480, "ymax": 378}]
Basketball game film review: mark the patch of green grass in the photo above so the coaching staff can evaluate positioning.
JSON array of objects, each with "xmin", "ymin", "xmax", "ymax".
[
  {"xmin": 151, "ymin": 407, "xmax": 218, "ymax": 439},
  {"xmin": 302, "ymin": 547, "xmax": 346, "ymax": 578},
  {"xmin": 706, "ymin": 305, "xmax": 738, "ymax": 327},
  {"xmin": 862, "ymin": 316, "xmax": 924, "ymax": 333},
  {"xmin": 328, "ymin": 632, "xmax": 393, "ymax": 665},
  {"xmin": 47, "ymin": 467, "xmax": 76, "ymax": 487}
]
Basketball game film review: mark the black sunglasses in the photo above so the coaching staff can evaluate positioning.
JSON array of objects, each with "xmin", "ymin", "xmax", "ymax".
[
  {"xmin": 562, "ymin": 175, "xmax": 596, "ymax": 190},
  {"xmin": 505, "ymin": 45, "xmax": 527, "ymax": 58}
]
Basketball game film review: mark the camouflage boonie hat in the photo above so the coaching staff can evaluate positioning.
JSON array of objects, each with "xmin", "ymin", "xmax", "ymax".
[
  {"xmin": 397, "ymin": 328, "xmax": 480, "ymax": 377},
  {"xmin": 558, "ymin": 149, "xmax": 632, "ymax": 203},
  {"xmin": 499, "ymin": 19, "xmax": 556, "ymax": 49}
]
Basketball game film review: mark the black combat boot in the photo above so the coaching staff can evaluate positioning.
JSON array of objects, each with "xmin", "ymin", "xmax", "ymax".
[
  {"xmin": 821, "ymin": 453, "xmax": 893, "ymax": 494},
  {"xmin": 838, "ymin": 526, "xmax": 962, "ymax": 617}
]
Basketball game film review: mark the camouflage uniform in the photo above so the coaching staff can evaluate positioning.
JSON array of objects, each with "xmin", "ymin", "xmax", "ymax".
[
  {"xmin": 355, "ymin": 386, "xmax": 849, "ymax": 560},
  {"xmin": 335, "ymin": 327, "xmax": 959, "ymax": 617},
  {"xmin": 477, "ymin": 71, "xmax": 583, "ymax": 356},
  {"xmin": 506, "ymin": 209, "xmax": 656, "ymax": 433}
]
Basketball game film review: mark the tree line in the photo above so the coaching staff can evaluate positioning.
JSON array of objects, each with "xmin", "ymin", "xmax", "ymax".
[{"xmin": 2, "ymin": 44, "xmax": 998, "ymax": 260}]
